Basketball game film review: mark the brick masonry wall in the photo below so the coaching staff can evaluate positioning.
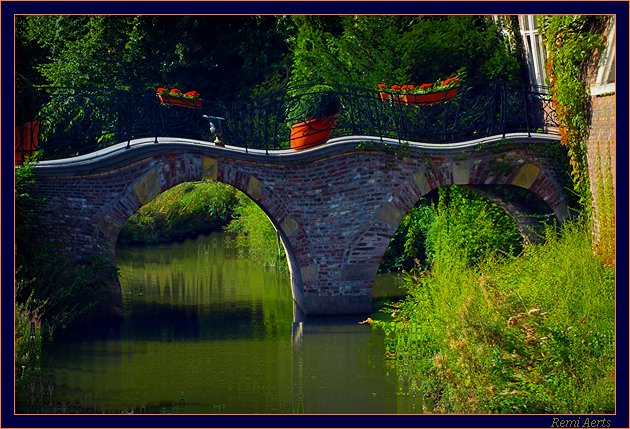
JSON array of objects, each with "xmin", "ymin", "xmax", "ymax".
[
  {"xmin": 587, "ymin": 93, "xmax": 616, "ymax": 263},
  {"xmin": 33, "ymin": 142, "xmax": 568, "ymax": 316}
]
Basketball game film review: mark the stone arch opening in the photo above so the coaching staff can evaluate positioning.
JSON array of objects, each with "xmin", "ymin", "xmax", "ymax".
[
  {"xmin": 113, "ymin": 179, "xmax": 297, "ymax": 334},
  {"xmin": 84, "ymin": 155, "xmax": 302, "ymax": 319},
  {"xmin": 376, "ymin": 183, "xmax": 560, "ymax": 274}
]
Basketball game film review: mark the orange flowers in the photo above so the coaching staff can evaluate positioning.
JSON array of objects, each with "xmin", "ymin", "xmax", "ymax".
[
  {"xmin": 441, "ymin": 77, "xmax": 460, "ymax": 86},
  {"xmin": 184, "ymin": 90, "xmax": 201, "ymax": 99},
  {"xmin": 376, "ymin": 75, "xmax": 461, "ymax": 96},
  {"xmin": 155, "ymin": 87, "xmax": 201, "ymax": 99}
]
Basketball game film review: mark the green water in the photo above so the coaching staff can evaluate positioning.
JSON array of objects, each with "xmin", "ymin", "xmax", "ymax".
[{"xmin": 40, "ymin": 233, "xmax": 410, "ymax": 414}]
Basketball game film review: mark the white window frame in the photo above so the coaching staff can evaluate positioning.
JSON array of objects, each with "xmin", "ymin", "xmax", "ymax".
[
  {"xmin": 519, "ymin": 15, "xmax": 548, "ymax": 89},
  {"xmin": 592, "ymin": 16, "xmax": 615, "ymax": 96}
]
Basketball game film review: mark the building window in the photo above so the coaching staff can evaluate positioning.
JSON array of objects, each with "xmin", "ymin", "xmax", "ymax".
[
  {"xmin": 518, "ymin": 15, "xmax": 548, "ymax": 90},
  {"xmin": 592, "ymin": 16, "xmax": 615, "ymax": 96}
]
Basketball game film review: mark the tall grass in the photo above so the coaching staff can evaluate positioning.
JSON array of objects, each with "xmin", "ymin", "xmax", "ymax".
[{"xmin": 374, "ymin": 211, "xmax": 615, "ymax": 413}]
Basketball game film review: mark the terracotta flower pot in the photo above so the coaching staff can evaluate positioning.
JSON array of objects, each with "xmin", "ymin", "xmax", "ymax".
[
  {"xmin": 378, "ymin": 92, "xmax": 389, "ymax": 102},
  {"xmin": 158, "ymin": 94, "xmax": 202, "ymax": 108},
  {"xmin": 290, "ymin": 115, "xmax": 337, "ymax": 150}
]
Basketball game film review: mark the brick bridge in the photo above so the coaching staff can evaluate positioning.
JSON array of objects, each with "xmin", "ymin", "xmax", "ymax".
[{"xmin": 32, "ymin": 133, "xmax": 567, "ymax": 317}]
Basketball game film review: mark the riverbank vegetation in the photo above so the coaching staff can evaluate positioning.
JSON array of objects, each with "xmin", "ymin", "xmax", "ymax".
[
  {"xmin": 225, "ymin": 194, "xmax": 288, "ymax": 269},
  {"xmin": 372, "ymin": 204, "xmax": 614, "ymax": 413},
  {"xmin": 118, "ymin": 180, "xmax": 239, "ymax": 245},
  {"xmin": 118, "ymin": 181, "xmax": 287, "ymax": 269},
  {"xmin": 379, "ymin": 186, "xmax": 524, "ymax": 273}
]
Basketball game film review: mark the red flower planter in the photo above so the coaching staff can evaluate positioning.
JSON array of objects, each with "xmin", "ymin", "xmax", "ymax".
[
  {"xmin": 401, "ymin": 88, "xmax": 458, "ymax": 105},
  {"xmin": 378, "ymin": 92, "xmax": 389, "ymax": 102},
  {"xmin": 290, "ymin": 115, "xmax": 337, "ymax": 150},
  {"xmin": 158, "ymin": 94, "xmax": 202, "ymax": 108}
]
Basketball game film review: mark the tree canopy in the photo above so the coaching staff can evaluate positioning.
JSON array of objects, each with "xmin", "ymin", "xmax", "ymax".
[
  {"xmin": 17, "ymin": 15, "xmax": 294, "ymax": 99},
  {"xmin": 17, "ymin": 15, "xmax": 523, "ymax": 98},
  {"xmin": 287, "ymin": 15, "xmax": 522, "ymax": 88}
]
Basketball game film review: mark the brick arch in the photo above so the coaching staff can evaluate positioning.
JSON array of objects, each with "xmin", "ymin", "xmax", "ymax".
[
  {"xmin": 93, "ymin": 155, "xmax": 297, "ymax": 260},
  {"xmin": 342, "ymin": 151, "xmax": 568, "ymax": 279}
]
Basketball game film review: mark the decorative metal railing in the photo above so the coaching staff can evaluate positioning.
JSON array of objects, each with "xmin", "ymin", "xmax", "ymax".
[{"xmin": 15, "ymin": 83, "xmax": 558, "ymax": 161}]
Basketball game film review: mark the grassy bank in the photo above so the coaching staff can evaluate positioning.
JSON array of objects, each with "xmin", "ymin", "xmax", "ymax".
[
  {"xmin": 118, "ymin": 180, "xmax": 239, "ymax": 245},
  {"xmin": 373, "ymin": 219, "xmax": 615, "ymax": 413},
  {"xmin": 119, "ymin": 180, "xmax": 287, "ymax": 269}
]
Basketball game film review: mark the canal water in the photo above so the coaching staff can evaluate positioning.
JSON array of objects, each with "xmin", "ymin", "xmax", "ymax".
[{"xmin": 39, "ymin": 233, "xmax": 414, "ymax": 414}]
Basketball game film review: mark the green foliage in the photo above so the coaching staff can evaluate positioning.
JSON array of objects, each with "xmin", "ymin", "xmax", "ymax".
[
  {"xmin": 373, "ymin": 220, "xmax": 614, "ymax": 413},
  {"xmin": 17, "ymin": 15, "xmax": 293, "ymax": 97},
  {"xmin": 119, "ymin": 180, "xmax": 239, "ymax": 245},
  {"xmin": 592, "ymin": 147, "xmax": 615, "ymax": 265},
  {"xmin": 380, "ymin": 186, "xmax": 523, "ymax": 272},
  {"xmin": 428, "ymin": 186, "xmax": 523, "ymax": 266},
  {"xmin": 539, "ymin": 15, "xmax": 606, "ymax": 209},
  {"xmin": 380, "ymin": 203, "xmax": 436, "ymax": 272},
  {"xmin": 226, "ymin": 194, "xmax": 287, "ymax": 270},
  {"xmin": 17, "ymin": 15, "xmax": 294, "ymax": 157},
  {"xmin": 15, "ymin": 154, "xmax": 45, "ymax": 269},
  {"xmin": 16, "ymin": 249, "xmax": 117, "ymax": 336},
  {"xmin": 15, "ymin": 294, "xmax": 44, "ymax": 412},
  {"xmin": 288, "ymin": 16, "xmax": 522, "ymax": 88},
  {"xmin": 118, "ymin": 180, "xmax": 287, "ymax": 269}
]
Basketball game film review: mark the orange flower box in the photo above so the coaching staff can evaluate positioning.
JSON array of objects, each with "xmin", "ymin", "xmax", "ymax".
[
  {"xmin": 401, "ymin": 88, "xmax": 458, "ymax": 105},
  {"xmin": 158, "ymin": 94, "xmax": 202, "ymax": 109}
]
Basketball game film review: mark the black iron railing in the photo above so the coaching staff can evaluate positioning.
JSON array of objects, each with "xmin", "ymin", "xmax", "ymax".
[{"xmin": 15, "ymin": 83, "xmax": 559, "ymax": 161}]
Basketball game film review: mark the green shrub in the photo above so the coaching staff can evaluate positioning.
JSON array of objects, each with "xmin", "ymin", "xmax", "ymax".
[{"xmin": 380, "ymin": 186, "xmax": 523, "ymax": 272}]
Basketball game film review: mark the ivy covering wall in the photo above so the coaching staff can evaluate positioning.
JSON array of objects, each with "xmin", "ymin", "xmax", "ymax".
[{"xmin": 538, "ymin": 15, "xmax": 605, "ymax": 209}]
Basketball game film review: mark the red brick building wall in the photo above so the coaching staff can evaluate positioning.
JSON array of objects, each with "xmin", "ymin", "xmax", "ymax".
[
  {"xmin": 585, "ymin": 16, "xmax": 616, "ymax": 265},
  {"xmin": 587, "ymin": 93, "xmax": 616, "ymax": 264}
]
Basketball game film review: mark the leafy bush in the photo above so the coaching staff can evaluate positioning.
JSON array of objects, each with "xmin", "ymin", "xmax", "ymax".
[
  {"xmin": 288, "ymin": 16, "xmax": 522, "ymax": 88},
  {"xmin": 380, "ymin": 186, "xmax": 523, "ymax": 272}
]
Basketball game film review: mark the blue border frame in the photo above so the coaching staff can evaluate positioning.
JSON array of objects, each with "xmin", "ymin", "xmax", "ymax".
[{"xmin": 3, "ymin": 2, "xmax": 628, "ymax": 428}]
